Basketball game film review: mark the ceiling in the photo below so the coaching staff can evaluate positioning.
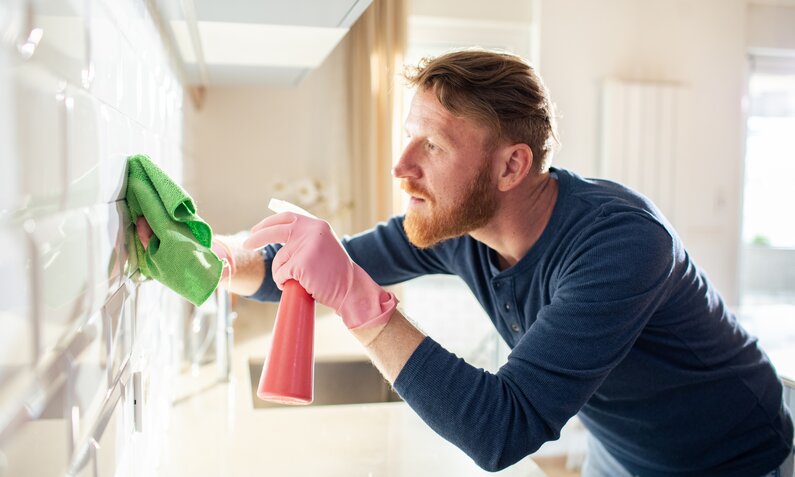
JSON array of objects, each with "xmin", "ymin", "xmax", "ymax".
[
  {"xmin": 163, "ymin": 0, "xmax": 372, "ymax": 86},
  {"xmin": 747, "ymin": 0, "xmax": 795, "ymax": 6}
]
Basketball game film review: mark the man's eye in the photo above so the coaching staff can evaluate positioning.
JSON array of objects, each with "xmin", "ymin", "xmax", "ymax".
[{"xmin": 426, "ymin": 141, "xmax": 438, "ymax": 152}]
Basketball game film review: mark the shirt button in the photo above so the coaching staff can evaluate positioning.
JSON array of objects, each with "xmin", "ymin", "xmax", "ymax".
[
  {"xmin": 504, "ymin": 303, "xmax": 511, "ymax": 311},
  {"xmin": 511, "ymin": 323, "xmax": 521, "ymax": 332},
  {"xmin": 495, "ymin": 282, "xmax": 501, "ymax": 289}
]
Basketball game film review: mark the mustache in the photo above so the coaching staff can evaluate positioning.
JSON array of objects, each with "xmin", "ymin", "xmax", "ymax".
[{"xmin": 400, "ymin": 180, "xmax": 431, "ymax": 201}]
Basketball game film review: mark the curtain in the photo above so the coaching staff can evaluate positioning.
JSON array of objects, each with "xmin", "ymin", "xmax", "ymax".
[{"xmin": 345, "ymin": 0, "xmax": 407, "ymax": 232}]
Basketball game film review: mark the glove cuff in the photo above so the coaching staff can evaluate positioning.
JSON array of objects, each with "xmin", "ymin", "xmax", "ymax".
[
  {"xmin": 337, "ymin": 264, "xmax": 398, "ymax": 330},
  {"xmin": 212, "ymin": 239, "xmax": 236, "ymax": 277}
]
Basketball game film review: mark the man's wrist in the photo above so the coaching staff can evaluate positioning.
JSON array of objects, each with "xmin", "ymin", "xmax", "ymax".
[
  {"xmin": 352, "ymin": 309, "xmax": 425, "ymax": 383},
  {"xmin": 214, "ymin": 233, "xmax": 266, "ymax": 296}
]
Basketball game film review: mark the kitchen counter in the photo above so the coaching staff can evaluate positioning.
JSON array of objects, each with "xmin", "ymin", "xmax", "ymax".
[{"xmin": 159, "ymin": 302, "xmax": 547, "ymax": 477}]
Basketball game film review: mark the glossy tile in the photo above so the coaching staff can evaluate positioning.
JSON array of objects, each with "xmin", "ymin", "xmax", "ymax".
[
  {"xmin": 140, "ymin": 65, "xmax": 155, "ymax": 129},
  {"xmin": 85, "ymin": 203, "xmax": 122, "ymax": 316},
  {"xmin": 64, "ymin": 87, "xmax": 102, "ymax": 209},
  {"xmin": 117, "ymin": 37, "xmax": 138, "ymax": 121},
  {"xmin": 133, "ymin": 281, "xmax": 162, "ymax": 341},
  {"xmin": 1, "ymin": 418, "xmax": 69, "ymax": 476},
  {"xmin": 71, "ymin": 452, "xmax": 95, "ymax": 477},
  {"xmin": 67, "ymin": 352, "xmax": 130, "ymax": 477},
  {"xmin": 12, "ymin": 63, "xmax": 66, "ymax": 217},
  {"xmin": 0, "ymin": 224, "xmax": 35, "ymax": 421},
  {"xmin": 29, "ymin": 209, "xmax": 91, "ymax": 356},
  {"xmin": 146, "ymin": 129, "xmax": 161, "ymax": 165},
  {"xmin": 2, "ymin": 0, "xmax": 185, "ymax": 473},
  {"xmin": 0, "ymin": 45, "xmax": 18, "ymax": 218},
  {"xmin": 95, "ymin": 397, "xmax": 123, "ymax": 477},
  {"xmin": 0, "ymin": 224, "xmax": 33, "ymax": 371},
  {"xmin": 29, "ymin": 0, "xmax": 88, "ymax": 88},
  {"xmin": 97, "ymin": 104, "xmax": 132, "ymax": 202},
  {"xmin": 127, "ymin": 0, "xmax": 148, "ymax": 55},
  {"xmin": 103, "ymin": 282, "xmax": 133, "ymax": 384},
  {"xmin": 97, "ymin": 0, "xmax": 128, "ymax": 42},
  {"xmin": 88, "ymin": 0, "xmax": 122, "ymax": 109},
  {"xmin": 115, "ymin": 200, "xmax": 137, "ymax": 280},
  {"xmin": 38, "ymin": 311, "xmax": 108, "ymax": 452}
]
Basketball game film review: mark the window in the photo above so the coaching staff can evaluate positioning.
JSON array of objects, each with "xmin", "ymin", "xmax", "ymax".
[
  {"xmin": 739, "ymin": 54, "xmax": 795, "ymax": 306},
  {"xmin": 736, "ymin": 54, "xmax": 795, "ymax": 367}
]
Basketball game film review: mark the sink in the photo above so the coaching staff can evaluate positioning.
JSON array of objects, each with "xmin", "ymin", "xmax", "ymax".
[{"xmin": 248, "ymin": 358, "xmax": 402, "ymax": 409}]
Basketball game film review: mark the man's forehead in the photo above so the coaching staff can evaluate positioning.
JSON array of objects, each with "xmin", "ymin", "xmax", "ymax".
[
  {"xmin": 404, "ymin": 115, "xmax": 457, "ymax": 139},
  {"xmin": 405, "ymin": 91, "xmax": 483, "ymax": 145}
]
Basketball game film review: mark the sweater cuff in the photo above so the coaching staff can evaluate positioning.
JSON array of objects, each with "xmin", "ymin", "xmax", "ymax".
[{"xmin": 246, "ymin": 245, "xmax": 283, "ymax": 302}]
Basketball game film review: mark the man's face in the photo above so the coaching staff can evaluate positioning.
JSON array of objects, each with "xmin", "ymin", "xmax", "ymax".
[{"xmin": 393, "ymin": 88, "xmax": 499, "ymax": 248}]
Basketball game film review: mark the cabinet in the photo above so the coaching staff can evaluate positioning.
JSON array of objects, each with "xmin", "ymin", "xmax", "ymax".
[{"xmin": 167, "ymin": 0, "xmax": 373, "ymax": 86}]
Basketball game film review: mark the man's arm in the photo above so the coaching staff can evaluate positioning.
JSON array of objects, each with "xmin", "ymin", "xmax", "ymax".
[
  {"xmin": 241, "ymin": 215, "xmax": 455, "ymax": 303},
  {"xmin": 213, "ymin": 235, "xmax": 265, "ymax": 296},
  {"xmin": 349, "ymin": 309, "xmax": 425, "ymax": 382},
  {"xmin": 238, "ymin": 210, "xmax": 678, "ymax": 472}
]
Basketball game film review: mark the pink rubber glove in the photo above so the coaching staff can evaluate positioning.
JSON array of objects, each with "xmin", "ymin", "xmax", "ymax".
[
  {"xmin": 136, "ymin": 217, "xmax": 234, "ymax": 280},
  {"xmin": 211, "ymin": 239, "xmax": 235, "ymax": 281},
  {"xmin": 242, "ymin": 212, "xmax": 397, "ymax": 330},
  {"xmin": 136, "ymin": 216, "xmax": 154, "ymax": 249}
]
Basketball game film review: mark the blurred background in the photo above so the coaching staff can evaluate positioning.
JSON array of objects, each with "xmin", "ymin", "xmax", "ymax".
[{"xmin": 1, "ymin": 0, "xmax": 793, "ymax": 476}]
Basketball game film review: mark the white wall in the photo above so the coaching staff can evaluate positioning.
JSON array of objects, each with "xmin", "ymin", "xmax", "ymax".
[
  {"xmin": 748, "ymin": 2, "xmax": 795, "ymax": 51},
  {"xmin": 185, "ymin": 0, "xmax": 791, "ymax": 309},
  {"xmin": 184, "ymin": 37, "xmax": 354, "ymax": 235},
  {"xmin": 538, "ymin": 0, "xmax": 748, "ymax": 305},
  {"xmin": 0, "ymin": 0, "xmax": 187, "ymax": 475}
]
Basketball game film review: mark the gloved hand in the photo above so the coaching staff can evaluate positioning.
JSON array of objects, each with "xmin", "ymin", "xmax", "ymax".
[
  {"xmin": 136, "ymin": 217, "xmax": 235, "ymax": 280},
  {"xmin": 242, "ymin": 212, "xmax": 397, "ymax": 330},
  {"xmin": 136, "ymin": 216, "xmax": 154, "ymax": 249}
]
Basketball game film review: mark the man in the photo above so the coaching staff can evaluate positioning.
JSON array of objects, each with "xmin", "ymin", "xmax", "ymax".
[{"xmin": 146, "ymin": 50, "xmax": 794, "ymax": 476}]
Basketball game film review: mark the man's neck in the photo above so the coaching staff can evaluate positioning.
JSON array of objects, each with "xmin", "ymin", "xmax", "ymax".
[{"xmin": 470, "ymin": 171, "xmax": 559, "ymax": 271}]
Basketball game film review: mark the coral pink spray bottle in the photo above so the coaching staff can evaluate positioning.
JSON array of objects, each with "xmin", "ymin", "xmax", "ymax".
[
  {"xmin": 257, "ymin": 279, "xmax": 315, "ymax": 404},
  {"xmin": 256, "ymin": 199, "xmax": 317, "ymax": 404}
]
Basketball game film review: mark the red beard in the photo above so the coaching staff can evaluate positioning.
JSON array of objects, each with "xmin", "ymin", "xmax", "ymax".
[{"xmin": 401, "ymin": 160, "xmax": 497, "ymax": 248}]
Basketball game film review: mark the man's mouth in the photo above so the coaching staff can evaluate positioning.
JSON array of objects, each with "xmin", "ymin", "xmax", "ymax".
[
  {"xmin": 409, "ymin": 196, "xmax": 426, "ymax": 206},
  {"xmin": 401, "ymin": 181, "xmax": 430, "ymax": 204}
]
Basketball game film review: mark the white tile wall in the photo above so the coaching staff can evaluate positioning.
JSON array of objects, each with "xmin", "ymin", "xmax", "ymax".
[
  {"xmin": 30, "ymin": 208, "xmax": 92, "ymax": 353},
  {"xmin": 0, "ymin": 224, "xmax": 32, "ymax": 369},
  {"xmin": 12, "ymin": 62, "xmax": 67, "ymax": 215},
  {"xmin": 0, "ymin": 28, "xmax": 19, "ymax": 217},
  {"xmin": 64, "ymin": 86, "xmax": 102, "ymax": 209},
  {"xmin": 0, "ymin": 0, "xmax": 189, "ymax": 476}
]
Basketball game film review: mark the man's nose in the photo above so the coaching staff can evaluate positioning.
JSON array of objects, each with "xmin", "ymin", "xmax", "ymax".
[{"xmin": 393, "ymin": 144, "xmax": 420, "ymax": 179}]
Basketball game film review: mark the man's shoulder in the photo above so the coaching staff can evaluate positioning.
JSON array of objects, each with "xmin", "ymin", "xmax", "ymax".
[{"xmin": 557, "ymin": 167, "xmax": 671, "ymax": 229}]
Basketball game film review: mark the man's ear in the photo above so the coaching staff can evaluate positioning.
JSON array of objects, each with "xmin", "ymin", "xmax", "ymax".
[{"xmin": 495, "ymin": 144, "xmax": 533, "ymax": 192}]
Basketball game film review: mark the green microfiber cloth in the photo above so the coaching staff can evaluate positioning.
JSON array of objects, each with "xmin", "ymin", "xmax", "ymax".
[{"xmin": 125, "ymin": 154, "xmax": 222, "ymax": 305}]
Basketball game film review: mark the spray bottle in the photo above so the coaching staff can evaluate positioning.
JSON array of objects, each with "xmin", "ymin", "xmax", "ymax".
[{"xmin": 256, "ymin": 199, "xmax": 316, "ymax": 404}]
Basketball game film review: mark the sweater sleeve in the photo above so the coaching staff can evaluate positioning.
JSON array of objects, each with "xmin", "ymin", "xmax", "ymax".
[
  {"xmin": 393, "ymin": 213, "xmax": 676, "ymax": 471},
  {"xmin": 344, "ymin": 215, "xmax": 453, "ymax": 285},
  {"xmin": 248, "ymin": 215, "xmax": 453, "ymax": 302}
]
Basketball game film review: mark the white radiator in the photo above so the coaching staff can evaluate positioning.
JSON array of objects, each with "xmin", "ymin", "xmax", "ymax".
[{"xmin": 599, "ymin": 80, "xmax": 682, "ymax": 221}]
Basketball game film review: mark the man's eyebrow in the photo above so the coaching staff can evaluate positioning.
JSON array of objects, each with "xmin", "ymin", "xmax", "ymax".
[
  {"xmin": 434, "ymin": 128, "xmax": 458, "ymax": 147},
  {"xmin": 405, "ymin": 121, "xmax": 458, "ymax": 146}
]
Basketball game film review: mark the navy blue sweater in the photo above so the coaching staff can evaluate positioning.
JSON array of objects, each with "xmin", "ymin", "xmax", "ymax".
[{"xmin": 251, "ymin": 168, "xmax": 793, "ymax": 476}]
